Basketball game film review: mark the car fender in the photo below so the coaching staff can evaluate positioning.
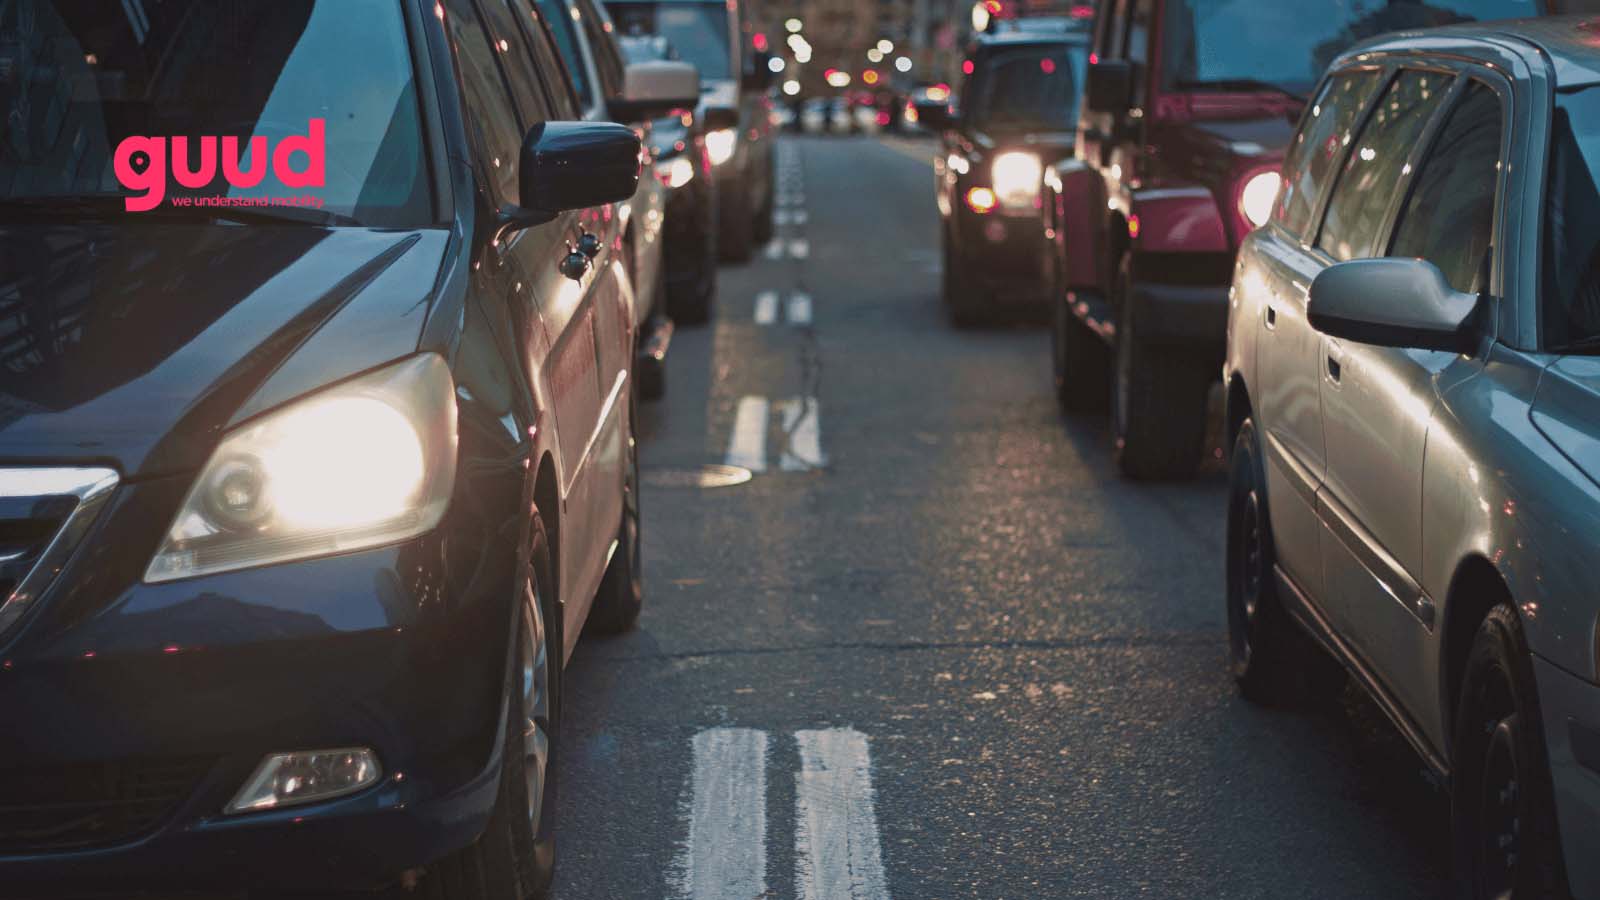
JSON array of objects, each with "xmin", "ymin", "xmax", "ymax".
[
  {"xmin": 1126, "ymin": 185, "xmax": 1230, "ymax": 255},
  {"xmin": 1051, "ymin": 157, "xmax": 1105, "ymax": 292}
]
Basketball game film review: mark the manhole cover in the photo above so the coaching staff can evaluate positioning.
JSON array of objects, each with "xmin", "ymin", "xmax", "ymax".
[{"xmin": 643, "ymin": 464, "xmax": 753, "ymax": 489}]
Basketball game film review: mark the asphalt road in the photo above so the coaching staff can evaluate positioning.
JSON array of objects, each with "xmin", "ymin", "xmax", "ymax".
[{"xmin": 552, "ymin": 134, "xmax": 1452, "ymax": 900}]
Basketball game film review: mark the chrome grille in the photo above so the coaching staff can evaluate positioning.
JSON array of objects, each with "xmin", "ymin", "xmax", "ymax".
[{"xmin": 0, "ymin": 467, "xmax": 119, "ymax": 644}]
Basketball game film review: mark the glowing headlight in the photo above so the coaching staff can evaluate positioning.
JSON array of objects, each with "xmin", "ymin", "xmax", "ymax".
[
  {"xmin": 145, "ymin": 354, "xmax": 457, "ymax": 583},
  {"xmin": 992, "ymin": 151, "xmax": 1042, "ymax": 212},
  {"xmin": 706, "ymin": 128, "xmax": 737, "ymax": 167},
  {"xmin": 1239, "ymin": 170, "xmax": 1281, "ymax": 228},
  {"xmin": 657, "ymin": 156, "xmax": 695, "ymax": 189}
]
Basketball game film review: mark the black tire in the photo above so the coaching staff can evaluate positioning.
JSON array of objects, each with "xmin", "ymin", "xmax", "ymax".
[
  {"xmin": 718, "ymin": 176, "xmax": 754, "ymax": 263},
  {"xmin": 585, "ymin": 387, "xmax": 644, "ymax": 634},
  {"xmin": 1451, "ymin": 604, "xmax": 1569, "ymax": 900},
  {"xmin": 416, "ymin": 518, "xmax": 560, "ymax": 899},
  {"xmin": 942, "ymin": 226, "xmax": 985, "ymax": 327},
  {"xmin": 1226, "ymin": 418, "xmax": 1344, "ymax": 706},
  {"xmin": 1052, "ymin": 290, "xmax": 1109, "ymax": 415},
  {"xmin": 1110, "ymin": 256, "xmax": 1210, "ymax": 479},
  {"xmin": 667, "ymin": 226, "xmax": 717, "ymax": 327}
]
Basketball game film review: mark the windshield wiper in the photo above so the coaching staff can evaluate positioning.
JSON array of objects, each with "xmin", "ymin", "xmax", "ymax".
[
  {"xmin": 1174, "ymin": 78, "xmax": 1307, "ymax": 104},
  {"xmin": 0, "ymin": 194, "xmax": 363, "ymax": 227}
]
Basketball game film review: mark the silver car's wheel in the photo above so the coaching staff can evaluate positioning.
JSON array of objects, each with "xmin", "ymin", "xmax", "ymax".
[{"xmin": 521, "ymin": 579, "xmax": 551, "ymax": 834}]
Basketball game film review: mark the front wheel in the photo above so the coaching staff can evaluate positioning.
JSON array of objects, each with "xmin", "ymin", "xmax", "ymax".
[
  {"xmin": 415, "ymin": 518, "xmax": 560, "ymax": 899},
  {"xmin": 1111, "ymin": 260, "xmax": 1210, "ymax": 479},
  {"xmin": 1053, "ymin": 291, "xmax": 1109, "ymax": 415},
  {"xmin": 1226, "ymin": 418, "xmax": 1343, "ymax": 706},
  {"xmin": 1451, "ymin": 604, "xmax": 1569, "ymax": 900}
]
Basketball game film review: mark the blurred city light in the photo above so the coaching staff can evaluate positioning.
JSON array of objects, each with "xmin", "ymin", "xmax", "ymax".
[
  {"xmin": 895, "ymin": 56, "xmax": 913, "ymax": 73},
  {"xmin": 877, "ymin": 39, "xmax": 894, "ymax": 54},
  {"xmin": 867, "ymin": 48, "xmax": 884, "ymax": 63},
  {"xmin": 863, "ymin": 70, "xmax": 880, "ymax": 85},
  {"xmin": 768, "ymin": 56, "xmax": 786, "ymax": 73},
  {"xmin": 783, "ymin": 79, "xmax": 801, "ymax": 96},
  {"xmin": 785, "ymin": 17, "xmax": 803, "ymax": 33},
  {"xmin": 825, "ymin": 68, "xmax": 851, "ymax": 88}
]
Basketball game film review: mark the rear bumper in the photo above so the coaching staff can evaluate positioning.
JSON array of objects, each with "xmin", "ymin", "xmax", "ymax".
[
  {"xmin": 1533, "ymin": 654, "xmax": 1600, "ymax": 900},
  {"xmin": 0, "ymin": 477, "xmax": 512, "ymax": 895}
]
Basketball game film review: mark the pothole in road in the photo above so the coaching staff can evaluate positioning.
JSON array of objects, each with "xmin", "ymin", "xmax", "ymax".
[{"xmin": 643, "ymin": 464, "xmax": 753, "ymax": 489}]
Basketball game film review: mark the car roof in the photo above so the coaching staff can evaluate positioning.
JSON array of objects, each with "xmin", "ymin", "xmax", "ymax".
[
  {"xmin": 975, "ymin": 16, "xmax": 1092, "ymax": 49},
  {"xmin": 1342, "ymin": 14, "xmax": 1600, "ymax": 89}
]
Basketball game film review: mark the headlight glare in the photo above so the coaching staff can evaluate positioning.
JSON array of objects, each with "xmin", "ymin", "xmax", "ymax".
[
  {"xmin": 1239, "ymin": 170, "xmax": 1281, "ymax": 228},
  {"xmin": 145, "ymin": 354, "xmax": 457, "ymax": 583},
  {"xmin": 706, "ymin": 128, "xmax": 737, "ymax": 166},
  {"xmin": 991, "ymin": 151, "xmax": 1042, "ymax": 212},
  {"xmin": 657, "ymin": 156, "xmax": 696, "ymax": 189}
]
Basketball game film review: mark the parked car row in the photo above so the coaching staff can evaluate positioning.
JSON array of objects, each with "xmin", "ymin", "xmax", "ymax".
[
  {"xmin": 0, "ymin": 0, "xmax": 768, "ymax": 897},
  {"xmin": 923, "ymin": 2, "xmax": 1600, "ymax": 898}
]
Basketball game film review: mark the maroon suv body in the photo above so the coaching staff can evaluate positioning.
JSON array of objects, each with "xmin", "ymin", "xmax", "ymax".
[{"xmin": 1045, "ymin": 0, "xmax": 1548, "ymax": 479}]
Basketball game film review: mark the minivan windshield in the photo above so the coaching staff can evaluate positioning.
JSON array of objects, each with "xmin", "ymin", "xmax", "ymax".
[
  {"xmin": 608, "ymin": 2, "xmax": 732, "ymax": 81},
  {"xmin": 1163, "ymin": 0, "xmax": 1542, "ymax": 96},
  {"xmin": 966, "ymin": 44, "xmax": 1086, "ymax": 134},
  {"xmin": 0, "ymin": 0, "xmax": 432, "ymax": 227},
  {"xmin": 1543, "ymin": 86, "xmax": 1600, "ymax": 349}
]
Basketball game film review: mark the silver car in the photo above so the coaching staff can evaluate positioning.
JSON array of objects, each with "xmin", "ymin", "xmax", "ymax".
[{"xmin": 1223, "ymin": 17, "xmax": 1600, "ymax": 899}]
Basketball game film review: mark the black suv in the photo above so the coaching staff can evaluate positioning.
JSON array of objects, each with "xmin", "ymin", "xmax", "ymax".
[{"xmin": 918, "ymin": 16, "xmax": 1092, "ymax": 326}]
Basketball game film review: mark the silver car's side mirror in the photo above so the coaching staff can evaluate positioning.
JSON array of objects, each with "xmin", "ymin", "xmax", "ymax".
[{"xmin": 1307, "ymin": 257, "xmax": 1481, "ymax": 353}]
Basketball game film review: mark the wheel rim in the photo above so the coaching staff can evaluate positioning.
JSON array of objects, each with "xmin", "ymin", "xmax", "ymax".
[
  {"xmin": 1227, "ymin": 465, "xmax": 1266, "ymax": 668},
  {"xmin": 1477, "ymin": 714, "xmax": 1521, "ymax": 900},
  {"xmin": 520, "ymin": 579, "xmax": 551, "ymax": 834}
]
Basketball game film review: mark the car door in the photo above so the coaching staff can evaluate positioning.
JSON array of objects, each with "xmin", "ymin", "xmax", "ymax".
[
  {"xmin": 1317, "ymin": 77, "xmax": 1505, "ymax": 720},
  {"xmin": 1252, "ymin": 67, "xmax": 1383, "ymax": 599}
]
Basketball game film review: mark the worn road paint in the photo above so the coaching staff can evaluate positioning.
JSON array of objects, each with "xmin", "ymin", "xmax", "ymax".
[
  {"xmin": 794, "ymin": 728, "xmax": 889, "ymax": 900},
  {"xmin": 789, "ymin": 239, "xmax": 810, "ymax": 260},
  {"xmin": 787, "ymin": 293, "xmax": 813, "ymax": 325},
  {"xmin": 678, "ymin": 728, "xmax": 769, "ymax": 900},
  {"xmin": 755, "ymin": 290, "xmax": 779, "ymax": 325},
  {"xmin": 779, "ymin": 397, "xmax": 826, "ymax": 472},
  {"xmin": 726, "ymin": 396, "xmax": 769, "ymax": 473}
]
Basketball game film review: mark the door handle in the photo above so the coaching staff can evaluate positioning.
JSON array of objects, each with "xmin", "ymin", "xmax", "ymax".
[
  {"xmin": 577, "ymin": 232, "xmax": 602, "ymax": 259},
  {"xmin": 559, "ymin": 249, "xmax": 590, "ymax": 281},
  {"xmin": 1326, "ymin": 355, "xmax": 1342, "ymax": 383},
  {"xmin": 1265, "ymin": 305, "xmax": 1277, "ymax": 329}
]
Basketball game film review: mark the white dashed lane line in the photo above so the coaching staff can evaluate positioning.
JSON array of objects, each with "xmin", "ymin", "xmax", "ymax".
[
  {"xmin": 794, "ymin": 729, "xmax": 890, "ymax": 900},
  {"xmin": 721, "ymin": 395, "xmax": 826, "ymax": 473},
  {"xmin": 788, "ymin": 238, "xmax": 810, "ymax": 260},
  {"xmin": 787, "ymin": 292, "xmax": 812, "ymax": 325},
  {"xmin": 754, "ymin": 290, "xmax": 779, "ymax": 325},
  {"xmin": 725, "ymin": 396, "xmax": 769, "ymax": 473},
  {"xmin": 778, "ymin": 397, "xmax": 826, "ymax": 472},
  {"xmin": 677, "ymin": 728, "xmax": 769, "ymax": 900}
]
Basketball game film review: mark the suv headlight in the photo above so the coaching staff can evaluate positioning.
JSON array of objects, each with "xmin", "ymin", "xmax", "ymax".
[
  {"xmin": 992, "ymin": 151, "xmax": 1042, "ymax": 213},
  {"xmin": 706, "ymin": 128, "xmax": 737, "ymax": 166},
  {"xmin": 145, "ymin": 354, "xmax": 457, "ymax": 583},
  {"xmin": 1239, "ymin": 170, "xmax": 1281, "ymax": 228}
]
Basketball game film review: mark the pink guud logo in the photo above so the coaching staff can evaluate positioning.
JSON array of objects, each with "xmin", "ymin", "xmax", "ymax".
[{"xmin": 113, "ymin": 119, "xmax": 327, "ymax": 212}]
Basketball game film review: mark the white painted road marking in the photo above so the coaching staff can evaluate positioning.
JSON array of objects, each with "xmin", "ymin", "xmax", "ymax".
[
  {"xmin": 789, "ymin": 239, "xmax": 810, "ymax": 260},
  {"xmin": 726, "ymin": 396, "xmax": 769, "ymax": 473},
  {"xmin": 794, "ymin": 729, "xmax": 889, "ymax": 900},
  {"xmin": 779, "ymin": 397, "xmax": 826, "ymax": 471},
  {"xmin": 787, "ymin": 292, "xmax": 812, "ymax": 325},
  {"xmin": 764, "ymin": 240, "xmax": 784, "ymax": 261},
  {"xmin": 679, "ymin": 728, "xmax": 769, "ymax": 900},
  {"xmin": 754, "ymin": 290, "xmax": 779, "ymax": 325}
]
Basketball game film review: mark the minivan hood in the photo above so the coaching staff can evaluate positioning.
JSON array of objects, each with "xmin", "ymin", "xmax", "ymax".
[{"xmin": 0, "ymin": 224, "xmax": 442, "ymax": 477}]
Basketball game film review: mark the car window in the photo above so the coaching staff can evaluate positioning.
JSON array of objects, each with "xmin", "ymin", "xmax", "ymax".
[
  {"xmin": 448, "ymin": 0, "xmax": 526, "ymax": 203},
  {"xmin": 1276, "ymin": 69, "xmax": 1381, "ymax": 236},
  {"xmin": 515, "ymin": 1, "xmax": 584, "ymax": 120},
  {"xmin": 531, "ymin": 0, "xmax": 596, "ymax": 108},
  {"xmin": 577, "ymin": 0, "xmax": 626, "ymax": 98},
  {"xmin": 476, "ymin": 0, "xmax": 556, "ymax": 126},
  {"xmin": 1541, "ymin": 86, "xmax": 1600, "ymax": 347},
  {"xmin": 1390, "ymin": 80, "xmax": 1502, "ymax": 294},
  {"xmin": 608, "ymin": 2, "xmax": 732, "ymax": 81},
  {"xmin": 1318, "ymin": 70, "xmax": 1452, "ymax": 261},
  {"xmin": 1125, "ymin": 0, "xmax": 1154, "ymax": 99},
  {"xmin": 966, "ymin": 45, "xmax": 1086, "ymax": 133}
]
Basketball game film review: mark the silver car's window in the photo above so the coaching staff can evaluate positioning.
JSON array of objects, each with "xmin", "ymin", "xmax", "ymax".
[
  {"xmin": 1390, "ymin": 81, "xmax": 1502, "ymax": 295},
  {"xmin": 1318, "ymin": 70, "xmax": 1453, "ymax": 261},
  {"xmin": 1276, "ymin": 70, "xmax": 1382, "ymax": 237},
  {"xmin": 1543, "ymin": 86, "xmax": 1600, "ymax": 347}
]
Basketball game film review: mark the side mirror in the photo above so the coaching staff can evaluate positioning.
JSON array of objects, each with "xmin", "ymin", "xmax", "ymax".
[
  {"xmin": 1307, "ymin": 258, "xmax": 1481, "ymax": 353},
  {"xmin": 515, "ymin": 122, "xmax": 641, "ymax": 223},
  {"xmin": 1086, "ymin": 59, "xmax": 1133, "ymax": 113},
  {"xmin": 912, "ymin": 99, "xmax": 956, "ymax": 132},
  {"xmin": 744, "ymin": 49, "xmax": 774, "ymax": 91},
  {"xmin": 610, "ymin": 60, "xmax": 701, "ymax": 123},
  {"xmin": 703, "ymin": 105, "xmax": 740, "ymax": 131}
]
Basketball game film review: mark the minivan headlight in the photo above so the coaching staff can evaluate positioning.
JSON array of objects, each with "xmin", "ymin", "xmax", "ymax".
[
  {"xmin": 992, "ymin": 151, "xmax": 1042, "ymax": 212},
  {"xmin": 145, "ymin": 354, "xmax": 457, "ymax": 583},
  {"xmin": 706, "ymin": 128, "xmax": 737, "ymax": 166}
]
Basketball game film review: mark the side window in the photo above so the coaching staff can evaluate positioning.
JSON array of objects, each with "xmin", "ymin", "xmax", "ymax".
[
  {"xmin": 1390, "ymin": 80, "xmax": 1503, "ymax": 294},
  {"xmin": 576, "ymin": 0, "xmax": 626, "ymax": 99},
  {"xmin": 476, "ymin": 0, "xmax": 555, "ymax": 126},
  {"xmin": 1125, "ymin": 0, "xmax": 1153, "ymax": 99},
  {"xmin": 531, "ymin": 0, "xmax": 596, "ymax": 109},
  {"xmin": 447, "ymin": 2, "xmax": 525, "ymax": 202},
  {"xmin": 513, "ymin": 0, "xmax": 583, "ymax": 119},
  {"xmin": 1103, "ymin": 0, "xmax": 1131, "ymax": 60},
  {"xmin": 1317, "ymin": 70, "xmax": 1452, "ymax": 261},
  {"xmin": 1276, "ymin": 69, "xmax": 1381, "ymax": 236}
]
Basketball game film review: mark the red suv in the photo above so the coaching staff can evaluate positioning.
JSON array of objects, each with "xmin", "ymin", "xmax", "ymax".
[{"xmin": 1045, "ymin": 0, "xmax": 1547, "ymax": 479}]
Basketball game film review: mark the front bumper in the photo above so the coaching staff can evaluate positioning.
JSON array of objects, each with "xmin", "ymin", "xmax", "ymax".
[
  {"xmin": 951, "ymin": 208, "xmax": 1051, "ymax": 305},
  {"xmin": 1533, "ymin": 654, "xmax": 1600, "ymax": 899},
  {"xmin": 0, "ymin": 475, "xmax": 512, "ymax": 895}
]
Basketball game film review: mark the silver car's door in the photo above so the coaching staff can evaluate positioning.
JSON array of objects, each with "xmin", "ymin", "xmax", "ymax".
[
  {"xmin": 1253, "ymin": 69, "xmax": 1383, "ymax": 599},
  {"xmin": 1318, "ymin": 77, "xmax": 1504, "ymax": 720}
]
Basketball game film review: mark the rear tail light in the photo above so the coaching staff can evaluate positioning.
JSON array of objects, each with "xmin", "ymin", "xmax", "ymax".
[{"xmin": 965, "ymin": 187, "xmax": 997, "ymax": 215}]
